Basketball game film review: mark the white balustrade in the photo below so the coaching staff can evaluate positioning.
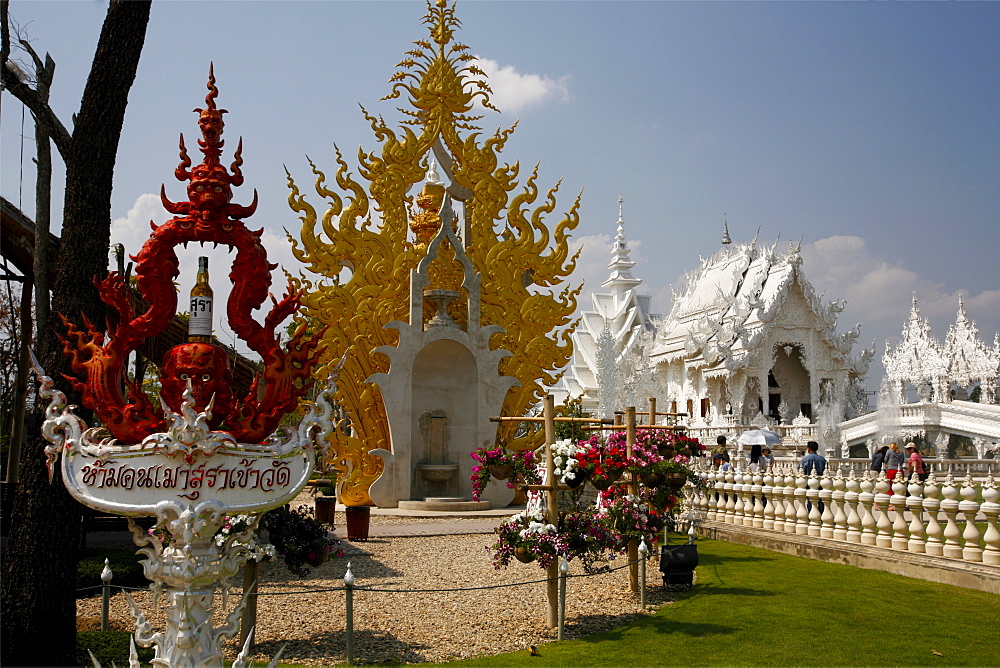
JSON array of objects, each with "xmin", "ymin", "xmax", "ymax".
[
  {"xmin": 783, "ymin": 467, "xmax": 798, "ymax": 534},
  {"xmin": 762, "ymin": 471, "xmax": 777, "ymax": 531},
  {"xmin": 806, "ymin": 471, "xmax": 822, "ymax": 537},
  {"xmin": 794, "ymin": 469, "xmax": 809, "ymax": 535},
  {"xmin": 831, "ymin": 471, "xmax": 847, "ymax": 541}
]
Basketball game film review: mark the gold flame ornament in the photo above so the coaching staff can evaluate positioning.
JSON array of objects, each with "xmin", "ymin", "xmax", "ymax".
[{"xmin": 287, "ymin": 0, "xmax": 581, "ymax": 505}]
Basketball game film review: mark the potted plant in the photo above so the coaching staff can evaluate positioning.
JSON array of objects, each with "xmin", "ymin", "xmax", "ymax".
[
  {"xmin": 577, "ymin": 435, "xmax": 628, "ymax": 491},
  {"xmin": 313, "ymin": 468, "xmax": 338, "ymax": 525},
  {"xmin": 261, "ymin": 505, "xmax": 343, "ymax": 575},
  {"xmin": 552, "ymin": 438, "xmax": 587, "ymax": 488}
]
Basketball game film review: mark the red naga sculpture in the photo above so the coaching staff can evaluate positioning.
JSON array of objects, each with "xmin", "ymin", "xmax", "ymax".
[{"xmin": 59, "ymin": 66, "xmax": 325, "ymax": 443}]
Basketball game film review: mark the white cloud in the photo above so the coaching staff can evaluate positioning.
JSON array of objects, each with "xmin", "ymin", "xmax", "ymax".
[
  {"xmin": 801, "ymin": 235, "xmax": 1000, "ymax": 361},
  {"xmin": 471, "ymin": 57, "xmax": 571, "ymax": 114}
]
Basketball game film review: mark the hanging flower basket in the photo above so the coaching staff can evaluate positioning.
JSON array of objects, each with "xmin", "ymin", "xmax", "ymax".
[
  {"xmin": 564, "ymin": 468, "xmax": 588, "ymax": 488},
  {"xmin": 665, "ymin": 472, "xmax": 688, "ymax": 491},
  {"xmin": 489, "ymin": 463, "xmax": 514, "ymax": 480},
  {"xmin": 657, "ymin": 444, "xmax": 677, "ymax": 459},
  {"xmin": 640, "ymin": 470, "xmax": 665, "ymax": 488},
  {"xmin": 514, "ymin": 547, "xmax": 536, "ymax": 563},
  {"xmin": 590, "ymin": 475, "xmax": 616, "ymax": 491}
]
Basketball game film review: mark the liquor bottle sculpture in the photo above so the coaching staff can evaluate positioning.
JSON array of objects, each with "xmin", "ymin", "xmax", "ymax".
[{"xmin": 37, "ymin": 67, "xmax": 329, "ymax": 667}]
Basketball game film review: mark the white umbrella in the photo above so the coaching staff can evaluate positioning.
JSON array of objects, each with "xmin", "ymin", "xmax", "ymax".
[{"xmin": 736, "ymin": 429, "xmax": 782, "ymax": 446}]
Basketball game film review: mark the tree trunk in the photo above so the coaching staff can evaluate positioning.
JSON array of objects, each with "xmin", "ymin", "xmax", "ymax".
[{"xmin": 0, "ymin": 2, "xmax": 150, "ymax": 665}]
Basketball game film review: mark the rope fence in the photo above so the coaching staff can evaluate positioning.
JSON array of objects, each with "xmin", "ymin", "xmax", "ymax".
[{"xmin": 84, "ymin": 551, "xmax": 658, "ymax": 664}]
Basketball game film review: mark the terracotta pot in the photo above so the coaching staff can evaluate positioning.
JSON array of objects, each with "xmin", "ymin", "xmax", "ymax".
[
  {"xmin": 314, "ymin": 496, "xmax": 338, "ymax": 525},
  {"xmin": 489, "ymin": 463, "xmax": 514, "ymax": 481},
  {"xmin": 345, "ymin": 506, "xmax": 371, "ymax": 541},
  {"xmin": 514, "ymin": 547, "xmax": 536, "ymax": 563}
]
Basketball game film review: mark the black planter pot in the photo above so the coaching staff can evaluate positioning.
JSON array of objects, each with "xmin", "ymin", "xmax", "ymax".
[{"xmin": 660, "ymin": 543, "xmax": 699, "ymax": 588}]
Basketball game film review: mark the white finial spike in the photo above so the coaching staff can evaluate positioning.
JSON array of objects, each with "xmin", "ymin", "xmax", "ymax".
[
  {"xmin": 722, "ymin": 213, "xmax": 732, "ymax": 245},
  {"xmin": 101, "ymin": 558, "xmax": 113, "ymax": 583},
  {"xmin": 344, "ymin": 561, "xmax": 355, "ymax": 587}
]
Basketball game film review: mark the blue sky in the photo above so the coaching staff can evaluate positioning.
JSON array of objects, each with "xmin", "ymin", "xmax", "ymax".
[{"xmin": 2, "ymin": 0, "xmax": 998, "ymax": 386}]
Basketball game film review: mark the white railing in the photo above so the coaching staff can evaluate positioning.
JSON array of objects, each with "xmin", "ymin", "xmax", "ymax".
[{"xmin": 686, "ymin": 463, "xmax": 1000, "ymax": 566}]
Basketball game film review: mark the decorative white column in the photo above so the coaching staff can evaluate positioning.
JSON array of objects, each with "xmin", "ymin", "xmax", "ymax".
[
  {"xmin": 980, "ymin": 475, "xmax": 1000, "ymax": 566},
  {"xmin": 922, "ymin": 474, "xmax": 944, "ymax": 557},
  {"xmin": 794, "ymin": 469, "xmax": 810, "ymax": 536},
  {"xmin": 724, "ymin": 468, "xmax": 737, "ymax": 523},
  {"xmin": 906, "ymin": 477, "xmax": 926, "ymax": 554},
  {"xmin": 940, "ymin": 474, "xmax": 964, "ymax": 560},
  {"xmin": 831, "ymin": 470, "xmax": 847, "ymax": 541},
  {"xmin": 873, "ymin": 473, "xmax": 893, "ymax": 548},
  {"xmin": 783, "ymin": 466, "xmax": 799, "ymax": 534},
  {"xmin": 959, "ymin": 474, "xmax": 983, "ymax": 562},
  {"xmin": 844, "ymin": 470, "xmax": 862, "ymax": 544},
  {"xmin": 819, "ymin": 470, "xmax": 835, "ymax": 539},
  {"xmin": 751, "ymin": 469, "xmax": 765, "ymax": 528},
  {"xmin": 732, "ymin": 468, "xmax": 746, "ymax": 526},
  {"xmin": 859, "ymin": 471, "xmax": 878, "ymax": 545},
  {"xmin": 806, "ymin": 470, "xmax": 822, "ymax": 537},
  {"xmin": 762, "ymin": 469, "xmax": 777, "ymax": 531},
  {"xmin": 890, "ymin": 474, "xmax": 910, "ymax": 551}
]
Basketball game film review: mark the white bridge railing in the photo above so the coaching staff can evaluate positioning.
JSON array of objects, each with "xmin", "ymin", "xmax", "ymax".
[{"xmin": 687, "ymin": 463, "xmax": 1000, "ymax": 566}]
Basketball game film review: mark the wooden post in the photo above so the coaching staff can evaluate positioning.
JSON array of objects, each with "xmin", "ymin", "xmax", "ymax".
[
  {"xmin": 239, "ymin": 560, "xmax": 259, "ymax": 650},
  {"xmin": 626, "ymin": 406, "xmax": 639, "ymax": 593},
  {"xmin": 544, "ymin": 394, "xmax": 559, "ymax": 629},
  {"xmin": 648, "ymin": 397, "xmax": 657, "ymax": 426}
]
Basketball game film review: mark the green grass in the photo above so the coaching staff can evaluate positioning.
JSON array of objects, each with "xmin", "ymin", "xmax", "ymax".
[{"xmin": 454, "ymin": 537, "xmax": 1000, "ymax": 667}]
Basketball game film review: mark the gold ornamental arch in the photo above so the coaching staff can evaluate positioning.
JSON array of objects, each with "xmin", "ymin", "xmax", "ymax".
[{"xmin": 287, "ymin": 0, "xmax": 581, "ymax": 505}]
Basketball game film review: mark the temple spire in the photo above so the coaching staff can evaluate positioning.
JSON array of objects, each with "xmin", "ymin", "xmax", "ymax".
[
  {"xmin": 602, "ymin": 194, "xmax": 641, "ymax": 294},
  {"xmin": 722, "ymin": 213, "xmax": 732, "ymax": 245}
]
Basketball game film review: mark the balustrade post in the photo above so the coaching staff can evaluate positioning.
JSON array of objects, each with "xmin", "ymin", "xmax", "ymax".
[
  {"xmin": 940, "ymin": 474, "xmax": 964, "ymax": 559},
  {"xmin": 724, "ymin": 469, "xmax": 737, "ymax": 523},
  {"xmin": 751, "ymin": 469, "xmax": 765, "ymax": 528},
  {"xmin": 733, "ymin": 468, "xmax": 747, "ymax": 526},
  {"xmin": 762, "ymin": 470, "xmax": 776, "ymax": 531},
  {"xmin": 922, "ymin": 473, "xmax": 943, "ymax": 557},
  {"xmin": 832, "ymin": 471, "xmax": 847, "ymax": 541},
  {"xmin": 783, "ymin": 466, "xmax": 798, "ymax": 533},
  {"xmin": 716, "ymin": 469, "xmax": 727, "ymax": 520},
  {"xmin": 794, "ymin": 468, "xmax": 809, "ymax": 535},
  {"xmin": 876, "ymin": 471, "xmax": 895, "ymax": 547},
  {"xmin": 890, "ymin": 474, "xmax": 909, "ymax": 551},
  {"xmin": 980, "ymin": 475, "xmax": 1000, "ymax": 566},
  {"xmin": 344, "ymin": 562, "xmax": 355, "ymax": 666},
  {"xmin": 959, "ymin": 474, "xmax": 983, "ymax": 562},
  {"xmin": 806, "ymin": 470, "xmax": 822, "ymax": 537},
  {"xmin": 859, "ymin": 471, "xmax": 878, "ymax": 545},
  {"xmin": 844, "ymin": 470, "xmax": 861, "ymax": 544},
  {"xmin": 906, "ymin": 477, "xmax": 926, "ymax": 553},
  {"xmin": 819, "ymin": 470, "xmax": 834, "ymax": 539}
]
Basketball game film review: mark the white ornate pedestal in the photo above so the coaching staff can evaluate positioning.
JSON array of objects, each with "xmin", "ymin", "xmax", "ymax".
[{"xmin": 35, "ymin": 362, "xmax": 335, "ymax": 667}]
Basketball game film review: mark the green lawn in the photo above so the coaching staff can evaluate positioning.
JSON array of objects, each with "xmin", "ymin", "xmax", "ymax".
[{"xmin": 455, "ymin": 537, "xmax": 1000, "ymax": 667}]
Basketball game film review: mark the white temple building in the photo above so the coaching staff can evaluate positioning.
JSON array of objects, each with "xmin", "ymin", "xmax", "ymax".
[
  {"xmin": 553, "ymin": 207, "xmax": 873, "ymax": 434},
  {"xmin": 552, "ymin": 197, "xmax": 660, "ymax": 416},
  {"xmin": 648, "ymin": 229, "xmax": 872, "ymax": 429}
]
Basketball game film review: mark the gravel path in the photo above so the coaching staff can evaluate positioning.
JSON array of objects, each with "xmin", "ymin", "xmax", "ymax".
[{"xmin": 78, "ymin": 528, "xmax": 682, "ymax": 665}]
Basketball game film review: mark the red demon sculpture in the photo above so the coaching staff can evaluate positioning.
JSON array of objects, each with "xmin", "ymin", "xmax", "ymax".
[{"xmin": 59, "ymin": 66, "xmax": 325, "ymax": 443}]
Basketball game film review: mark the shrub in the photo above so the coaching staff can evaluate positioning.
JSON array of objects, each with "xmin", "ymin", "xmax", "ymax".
[{"xmin": 75, "ymin": 630, "xmax": 154, "ymax": 667}]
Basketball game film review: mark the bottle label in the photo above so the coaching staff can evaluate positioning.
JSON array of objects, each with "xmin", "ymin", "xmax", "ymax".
[{"xmin": 189, "ymin": 296, "xmax": 213, "ymax": 337}]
